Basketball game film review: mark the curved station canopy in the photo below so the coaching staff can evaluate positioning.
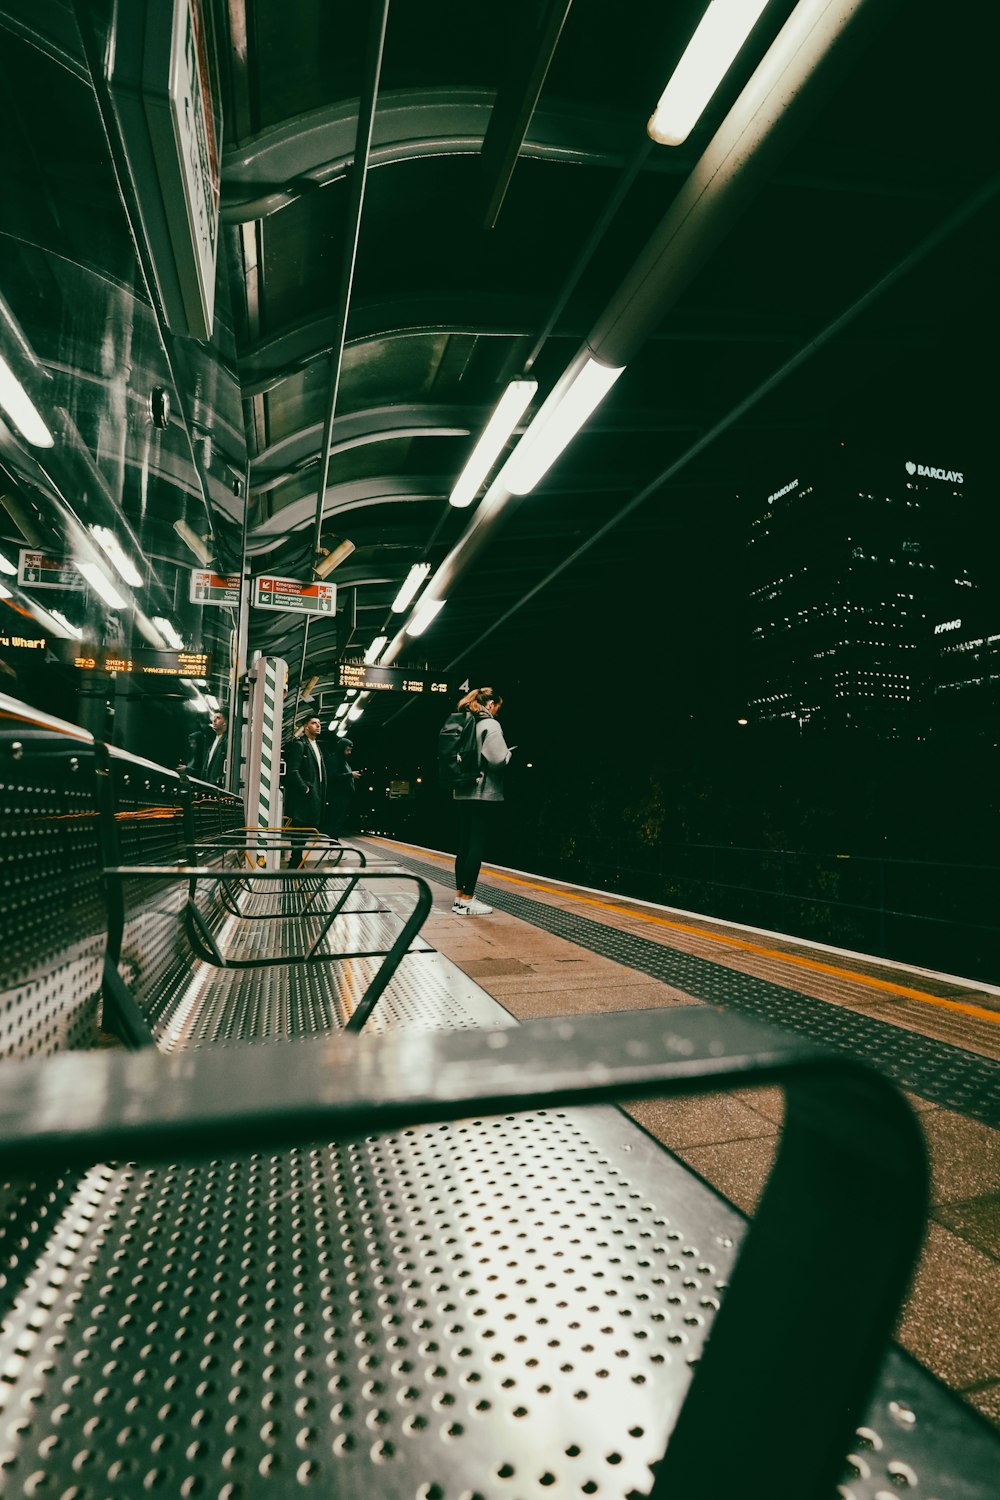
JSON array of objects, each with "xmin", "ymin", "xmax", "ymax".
[{"xmin": 0, "ymin": 0, "xmax": 995, "ymax": 742}]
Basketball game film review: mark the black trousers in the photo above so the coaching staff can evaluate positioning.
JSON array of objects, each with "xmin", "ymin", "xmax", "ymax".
[{"xmin": 454, "ymin": 799, "xmax": 497, "ymax": 895}]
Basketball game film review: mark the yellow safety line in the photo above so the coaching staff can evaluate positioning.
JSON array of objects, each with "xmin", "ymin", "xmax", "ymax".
[{"xmin": 374, "ymin": 839, "xmax": 1000, "ymax": 1029}]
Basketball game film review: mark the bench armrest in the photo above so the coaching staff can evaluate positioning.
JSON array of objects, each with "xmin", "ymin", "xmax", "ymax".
[{"xmin": 0, "ymin": 1006, "xmax": 927, "ymax": 1500}]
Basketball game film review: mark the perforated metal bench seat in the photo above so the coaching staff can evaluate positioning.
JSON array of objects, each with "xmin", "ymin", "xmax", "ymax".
[
  {"xmin": 108, "ymin": 866, "xmax": 433, "ymax": 1047},
  {"xmin": 2, "ymin": 1011, "xmax": 998, "ymax": 1500}
]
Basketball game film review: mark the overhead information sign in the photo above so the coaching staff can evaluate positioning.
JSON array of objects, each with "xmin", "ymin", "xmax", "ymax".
[
  {"xmin": 190, "ymin": 569, "xmax": 240, "ymax": 605},
  {"xmin": 71, "ymin": 647, "xmax": 211, "ymax": 678},
  {"xmin": 18, "ymin": 550, "xmax": 82, "ymax": 591},
  {"xmin": 253, "ymin": 576, "xmax": 336, "ymax": 614},
  {"xmin": 337, "ymin": 663, "xmax": 449, "ymax": 694}
]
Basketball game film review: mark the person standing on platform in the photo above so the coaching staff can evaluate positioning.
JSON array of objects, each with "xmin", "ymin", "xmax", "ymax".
[
  {"xmin": 191, "ymin": 710, "xmax": 228, "ymax": 787},
  {"xmin": 453, "ymin": 686, "xmax": 512, "ymax": 915},
  {"xmin": 284, "ymin": 715, "xmax": 326, "ymax": 867},
  {"xmin": 323, "ymin": 735, "xmax": 360, "ymax": 839}
]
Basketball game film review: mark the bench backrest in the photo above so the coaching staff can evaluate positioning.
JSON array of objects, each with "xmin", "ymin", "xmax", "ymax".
[{"xmin": 0, "ymin": 695, "xmax": 105, "ymax": 1060}]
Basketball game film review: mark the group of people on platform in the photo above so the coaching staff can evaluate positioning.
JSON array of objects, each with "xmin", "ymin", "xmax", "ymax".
[
  {"xmin": 187, "ymin": 711, "xmax": 360, "ymax": 868},
  {"xmin": 187, "ymin": 685, "xmax": 512, "ymax": 900}
]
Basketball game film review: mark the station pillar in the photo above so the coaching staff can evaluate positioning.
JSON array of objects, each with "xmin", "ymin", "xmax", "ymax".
[{"xmin": 244, "ymin": 656, "xmax": 286, "ymax": 868}]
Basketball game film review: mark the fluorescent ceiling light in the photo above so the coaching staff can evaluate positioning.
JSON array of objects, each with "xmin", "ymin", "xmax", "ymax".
[
  {"xmin": 406, "ymin": 596, "xmax": 445, "ymax": 637},
  {"xmin": 0, "ymin": 351, "xmax": 54, "ymax": 447},
  {"xmin": 334, "ymin": 703, "xmax": 350, "ymax": 718},
  {"xmin": 0, "ymin": 549, "xmax": 16, "ymax": 576},
  {"xmin": 347, "ymin": 704, "xmax": 364, "ymax": 722},
  {"xmin": 647, "ymin": 0, "xmax": 770, "ymax": 146},
  {"xmin": 449, "ymin": 379, "xmax": 537, "ymax": 508},
  {"xmin": 75, "ymin": 560, "xmax": 127, "ymax": 610},
  {"xmin": 90, "ymin": 525, "xmax": 142, "ymax": 586},
  {"xmin": 391, "ymin": 562, "xmax": 431, "ymax": 614},
  {"xmin": 364, "ymin": 634, "xmax": 387, "ymax": 665},
  {"xmin": 152, "ymin": 615, "xmax": 185, "ymax": 650},
  {"xmin": 0, "ymin": 581, "xmax": 10, "ymax": 600},
  {"xmin": 49, "ymin": 609, "xmax": 82, "ymax": 639},
  {"xmin": 315, "ymin": 538, "xmax": 355, "ymax": 578},
  {"xmin": 206, "ymin": 695, "xmax": 221, "ymax": 712},
  {"xmin": 188, "ymin": 689, "xmax": 210, "ymax": 713},
  {"xmin": 174, "ymin": 518, "xmax": 214, "ymax": 565},
  {"xmin": 501, "ymin": 357, "xmax": 625, "ymax": 496}
]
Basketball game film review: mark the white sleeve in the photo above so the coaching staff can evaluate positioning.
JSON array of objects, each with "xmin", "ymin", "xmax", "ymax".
[{"xmin": 478, "ymin": 717, "xmax": 511, "ymax": 767}]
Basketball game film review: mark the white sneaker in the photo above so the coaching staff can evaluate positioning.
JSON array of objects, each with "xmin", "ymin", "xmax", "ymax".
[
  {"xmin": 452, "ymin": 898, "xmax": 470, "ymax": 914},
  {"xmin": 462, "ymin": 897, "xmax": 493, "ymax": 915}
]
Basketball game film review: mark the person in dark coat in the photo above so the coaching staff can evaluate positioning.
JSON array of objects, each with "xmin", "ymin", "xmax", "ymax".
[
  {"xmin": 284, "ymin": 716, "xmax": 327, "ymax": 867},
  {"xmin": 190, "ymin": 711, "xmax": 228, "ymax": 787},
  {"xmin": 323, "ymin": 736, "xmax": 360, "ymax": 839}
]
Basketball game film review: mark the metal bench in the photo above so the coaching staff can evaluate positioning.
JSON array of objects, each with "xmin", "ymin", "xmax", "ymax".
[
  {"xmin": 96, "ymin": 743, "xmax": 435, "ymax": 1046},
  {"xmin": 1, "ymin": 692, "xmax": 997, "ymax": 1500}
]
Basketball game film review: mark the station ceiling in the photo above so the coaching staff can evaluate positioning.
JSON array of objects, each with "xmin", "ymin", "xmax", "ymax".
[{"xmin": 0, "ymin": 0, "xmax": 997, "ymax": 735}]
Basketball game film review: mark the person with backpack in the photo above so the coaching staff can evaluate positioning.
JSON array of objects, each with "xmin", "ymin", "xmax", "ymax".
[{"xmin": 444, "ymin": 686, "xmax": 512, "ymax": 915}]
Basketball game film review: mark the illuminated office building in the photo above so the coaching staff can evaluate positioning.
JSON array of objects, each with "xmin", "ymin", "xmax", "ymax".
[{"xmin": 746, "ymin": 443, "xmax": 975, "ymax": 736}]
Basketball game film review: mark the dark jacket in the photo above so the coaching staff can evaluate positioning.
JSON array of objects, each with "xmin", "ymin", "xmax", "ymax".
[
  {"xmin": 284, "ymin": 735, "xmax": 326, "ymax": 826},
  {"xmin": 190, "ymin": 729, "xmax": 227, "ymax": 787}
]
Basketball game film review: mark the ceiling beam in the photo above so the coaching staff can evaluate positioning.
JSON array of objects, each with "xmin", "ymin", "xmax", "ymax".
[{"xmin": 478, "ymin": 0, "xmax": 574, "ymax": 230}]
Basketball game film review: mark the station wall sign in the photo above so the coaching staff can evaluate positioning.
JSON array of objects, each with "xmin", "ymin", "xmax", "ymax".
[
  {"xmin": 18, "ymin": 550, "xmax": 82, "ymax": 590},
  {"xmin": 110, "ymin": 0, "xmax": 221, "ymax": 340},
  {"xmin": 253, "ymin": 577, "xmax": 336, "ymax": 614},
  {"xmin": 190, "ymin": 569, "xmax": 241, "ymax": 605},
  {"xmin": 337, "ymin": 662, "xmax": 449, "ymax": 694}
]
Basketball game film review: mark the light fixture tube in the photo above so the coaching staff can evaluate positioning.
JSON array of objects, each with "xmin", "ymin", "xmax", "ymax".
[
  {"xmin": 501, "ymin": 357, "xmax": 625, "ymax": 496},
  {"xmin": 315, "ymin": 538, "xmax": 355, "ymax": 578},
  {"xmin": 364, "ymin": 634, "xmax": 388, "ymax": 665},
  {"xmin": 206, "ymin": 695, "xmax": 221, "ymax": 712},
  {"xmin": 49, "ymin": 609, "xmax": 83, "ymax": 640},
  {"xmin": 405, "ymin": 596, "xmax": 445, "ymax": 637},
  {"xmin": 0, "ymin": 351, "xmax": 54, "ymax": 448},
  {"xmin": 347, "ymin": 704, "xmax": 364, "ymax": 722},
  {"xmin": 449, "ymin": 379, "xmax": 537, "ymax": 508},
  {"xmin": 188, "ymin": 689, "xmax": 210, "ymax": 713},
  {"xmin": 90, "ymin": 525, "xmax": 142, "ymax": 586},
  {"xmin": 0, "ymin": 581, "xmax": 10, "ymax": 600},
  {"xmin": 174, "ymin": 518, "xmax": 214, "ymax": 565},
  {"xmin": 334, "ymin": 703, "xmax": 350, "ymax": 718},
  {"xmin": 0, "ymin": 549, "xmax": 16, "ymax": 576},
  {"xmin": 152, "ymin": 616, "xmax": 185, "ymax": 650},
  {"xmin": 75, "ymin": 560, "xmax": 127, "ymax": 610},
  {"xmin": 647, "ymin": 0, "xmax": 770, "ymax": 146},
  {"xmin": 391, "ymin": 562, "xmax": 431, "ymax": 614}
]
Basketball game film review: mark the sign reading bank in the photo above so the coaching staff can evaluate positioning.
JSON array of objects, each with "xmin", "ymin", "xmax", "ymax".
[{"xmin": 905, "ymin": 460, "xmax": 964, "ymax": 484}]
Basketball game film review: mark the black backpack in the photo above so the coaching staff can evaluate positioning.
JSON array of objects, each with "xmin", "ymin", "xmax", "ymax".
[{"xmin": 438, "ymin": 709, "xmax": 483, "ymax": 790}]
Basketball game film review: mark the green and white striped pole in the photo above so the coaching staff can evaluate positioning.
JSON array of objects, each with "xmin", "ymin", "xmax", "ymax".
[{"xmin": 245, "ymin": 655, "xmax": 287, "ymax": 869}]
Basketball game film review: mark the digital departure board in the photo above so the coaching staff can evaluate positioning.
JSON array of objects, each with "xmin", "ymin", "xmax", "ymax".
[
  {"xmin": 337, "ymin": 663, "xmax": 449, "ymax": 694},
  {"xmin": 72, "ymin": 648, "xmax": 211, "ymax": 678}
]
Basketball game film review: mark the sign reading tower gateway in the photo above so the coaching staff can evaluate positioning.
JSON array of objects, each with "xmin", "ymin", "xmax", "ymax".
[{"xmin": 337, "ymin": 663, "xmax": 449, "ymax": 693}]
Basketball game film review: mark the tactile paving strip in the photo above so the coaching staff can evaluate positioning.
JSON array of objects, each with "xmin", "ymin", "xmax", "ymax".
[{"xmin": 389, "ymin": 853, "xmax": 1000, "ymax": 1130}]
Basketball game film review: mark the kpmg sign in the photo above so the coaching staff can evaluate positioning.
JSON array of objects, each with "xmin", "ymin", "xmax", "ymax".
[{"xmin": 111, "ymin": 1, "xmax": 221, "ymax": 340}]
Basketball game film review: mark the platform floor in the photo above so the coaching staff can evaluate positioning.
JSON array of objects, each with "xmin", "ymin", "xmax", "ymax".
[{"xmin": 370, "ymin": 837, "xmax": 1000, "ymax": 1429}]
